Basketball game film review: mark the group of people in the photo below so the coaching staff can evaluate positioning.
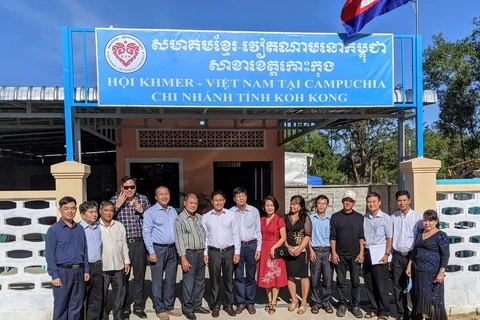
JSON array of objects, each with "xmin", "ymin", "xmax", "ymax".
[{"xmin": 45, "ymin": 175, "xmax": 450, "ymax": 320}]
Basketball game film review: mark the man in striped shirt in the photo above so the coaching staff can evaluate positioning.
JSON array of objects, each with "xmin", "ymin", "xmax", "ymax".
[{"xmin": 174, "ymin": 193, "xmax": 209, "ymax": 320}]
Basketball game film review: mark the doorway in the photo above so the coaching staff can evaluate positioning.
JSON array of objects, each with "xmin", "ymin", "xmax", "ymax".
[
  {"xmin": 213, "ymin": 161, "xmax": 273, "ymax": 212},
  {"xmin": 128, "ymin": 159, "xmax": 183, "ymax": 209}
]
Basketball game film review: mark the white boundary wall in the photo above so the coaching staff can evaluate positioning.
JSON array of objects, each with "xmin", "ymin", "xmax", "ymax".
[
  {"xmin": 436, "ymin": 188, "xmax": 480, "ymax": 315},
  {"xmin": 0, "ymin": 195, "xmax": 56, "ymax": 320}
]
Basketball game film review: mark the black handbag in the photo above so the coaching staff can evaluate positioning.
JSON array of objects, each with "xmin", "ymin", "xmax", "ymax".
[
  {"xmin": 273, "ymin": 217, "xmax": 292, "ymax": 258},
  {"xmin": 274, "ymin": 246, "xmax": 292, "ymax": 258}
]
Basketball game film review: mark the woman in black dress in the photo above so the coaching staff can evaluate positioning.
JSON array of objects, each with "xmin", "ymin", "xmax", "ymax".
[
  {"xmin": 406, "ymin": 210, "xmax": 449, "ymax": 320},
  {"xmin": 284, "ymin": 195, "xmax": 312, "ymax": 314}
]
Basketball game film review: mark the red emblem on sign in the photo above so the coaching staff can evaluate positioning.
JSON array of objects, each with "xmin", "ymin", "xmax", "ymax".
[
  {"xmin": 111, "ymin": 41, "xmax": 140, "ymax": 67},
  {"xmin": 105, "ymin": 34, "xmax": 146, "ymax": 73}
]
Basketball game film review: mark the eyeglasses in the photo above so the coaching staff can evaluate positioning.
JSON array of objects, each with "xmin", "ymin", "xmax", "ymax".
[{"xmin": 122, "ymin": 185, "xmax": 136, "ymax": 190}]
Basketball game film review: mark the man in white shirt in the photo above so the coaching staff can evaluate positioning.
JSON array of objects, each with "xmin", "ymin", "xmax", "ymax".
[
  {"xmin": 363, "ymin": 193, "xmax": 393, "ymax": 320},
  {"xmin": 203, "ymin": 190, "xmax": 241, "ymax": 318},
  {"xmin": 391, "ymin": 190, "xmax": 423, "ymax": 320},
  {"xmin": 99, "ymin": 200, "xmax": 130, "ymax": 320},
  {"xmin": 230, "ymin": 187, "xmax": 261, "ymax": 315}
]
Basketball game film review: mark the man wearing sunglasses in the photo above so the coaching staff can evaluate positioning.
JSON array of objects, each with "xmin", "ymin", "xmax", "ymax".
[{"xmin": 111, "ymin": 175, "xmax": 151, "ymax": 319}]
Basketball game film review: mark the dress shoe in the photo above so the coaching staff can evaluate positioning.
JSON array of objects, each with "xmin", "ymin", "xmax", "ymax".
[
  {"xmin": 184, "ymin": 313, "xmax": 197, "ymax": 320},
  {"xmin": 133, "ymin": 310, "xmax": 148, "ymax": 319},
  {"xmin": 247, "ymin": 305, "xmax": 256, "ymax": 314},
  {"xmin": 166, "ymin": 310, "xmax": 182, "ymax": 317},
  {"xmin": 337, "ymin": 305, "xmax": 347, "ymax": 317},
  {"xmin": 352, "ymin": 306, "xmax": 364, "ymax": 318},
  {"xmin": 235, "ymin": 305, "xmax": 245, "ymax": 314},
  {"xmin": 156, "ymin": 312, "xmax": 170, "ymax": 320},
  {"xmin": 124, "ymin": 311, "xmax": 131, "ymax": 320},
  {"xmin": 211, "ymin": 307, "xmax": 220, "ymax": 318},
  {"xmin": 224, "ymin": 306, "xmax": 236, "ymax": 317},
  {"xmin": 194, "ymin": 307, "xmax": 210, "ymax": 314}
]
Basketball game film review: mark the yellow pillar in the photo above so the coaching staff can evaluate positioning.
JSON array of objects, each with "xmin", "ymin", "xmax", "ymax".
[
  {"xmin": 51, "ymin": 161, "xmax": 91, "ymax": 221},
  {"xmin": 400, "ymin": 157, "xmax": 441, "ymax": 213}
]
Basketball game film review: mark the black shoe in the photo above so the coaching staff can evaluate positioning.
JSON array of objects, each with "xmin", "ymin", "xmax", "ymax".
[
  {"xmin": 124, "ymin": 311, "xmax": 131, "ymax": 320},
  {"xmin": 337, "ymin": 305, "xmax": 347, "ymax": 317},
  {"xmin": 133, "ymin": 310, "xmax": 148, "ymax": 319},
  {"xmin": 193, "ymin": 307, "xmax": 210, "ymax": 314},
  {"xmin": 223, "ymin": 306, "xmax": 236, "ymax": 317},
  {"xmin": 184, "ymin": 313, "xmax": 197, "ymax": 320},
  {"xmin": 352, "ymin": 306, "xmax": 363, "ymax": 318}
]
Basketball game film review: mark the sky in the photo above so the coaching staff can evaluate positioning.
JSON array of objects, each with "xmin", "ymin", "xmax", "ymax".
[{"xmin": 0, "ymin": 0, "xmax": 477, "ymax": 124}]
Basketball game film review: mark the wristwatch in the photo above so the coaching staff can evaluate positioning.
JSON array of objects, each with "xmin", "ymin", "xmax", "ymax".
[{"xmin": 384, "ymin": 252, "xmax": 391, "ymax": 256}]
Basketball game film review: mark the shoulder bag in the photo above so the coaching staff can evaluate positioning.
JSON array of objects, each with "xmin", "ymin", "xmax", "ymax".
[{"xmin": 273, "ymin": 216, "xmax": 291, "ymax": 258}]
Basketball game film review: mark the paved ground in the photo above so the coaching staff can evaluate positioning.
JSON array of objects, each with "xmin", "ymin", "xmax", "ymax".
[
  {"xmin": 105, "ymin": 265, "xmax": 404, "ymax": 320},
  {"xmin": 118, "ymin": 305, "xmax": 376, "ymax": 320}
]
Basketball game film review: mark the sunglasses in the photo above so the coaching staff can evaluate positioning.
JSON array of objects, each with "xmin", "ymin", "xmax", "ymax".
[{"xmin": 122, "ymin": 185, "xmax": 136, "ymax": 190}]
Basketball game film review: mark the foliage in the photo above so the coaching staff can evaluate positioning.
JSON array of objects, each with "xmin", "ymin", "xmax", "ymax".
[
  {"xmin": 285, "ymin": 18, "xmax": 480, "ymax": 184},
  {"xmin": 334, "ymin": 118, "xmax": 398, "ymax": 184},
  {"xmin": 285, "ymin": 131, "xmax": 347, "ymax": 184},
  {"xmin": 423, "ymin": 18, "xmax": 480, "ymax": 159},
  {"xmin": 424, "ymin": 125, "xmax": 471, "ymax": 178}
]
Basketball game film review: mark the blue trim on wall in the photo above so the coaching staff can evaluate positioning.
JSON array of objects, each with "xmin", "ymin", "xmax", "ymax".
[{"xmin": 437, "ymin": 179, "xmax": 480, "ymax": 185}]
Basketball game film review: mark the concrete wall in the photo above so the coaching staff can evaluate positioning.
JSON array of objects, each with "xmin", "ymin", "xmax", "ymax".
[
  {"xmin": 285, "ymin": 185, "xmax": 369, "ymax": 214},
  {"xmin": 0, "ymin": 193, "xmax": 56, "ymax": 320},
  {"xmin": 436, "ymin": 182, "xmax": 480, "ymax": 315},
  {"xmin": 285, "ymin": 184, "xmax": 399, "ymax": 215}
]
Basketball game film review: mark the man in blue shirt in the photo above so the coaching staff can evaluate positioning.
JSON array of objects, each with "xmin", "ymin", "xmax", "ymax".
[
  {"xmin": 45, "ymin": 196, "xmax": 90, "ymax": 320},
  {"xmin": 309, "ymin": 195, "xmax": 334, "ymax": 314},
  {"xmin": 143, "ymin": 186, "xmax": 182, "ymax": 320},
  {"xmin": 230, "ymin": 187, "xmax": 261, "ymax": 315},
  {"xmin": 79, "ymin": 201, "xmax": 103, "ymax": 320}
]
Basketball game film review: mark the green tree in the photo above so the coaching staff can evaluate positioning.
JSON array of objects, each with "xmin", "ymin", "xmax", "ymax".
[
  {"xmin": 423, "ymin": 18, "xmax": 480, "ymax": 159},
  {"xmin": 334, "ymin": 118, "xmax": 397, "ymax": 184},
  {"xmin": 285, "ymin": 131, "xmax": 347, "ymax": 184},
  {"xmin": 423, "ymin": 125, "xmax": 469, "ymax": 178}
]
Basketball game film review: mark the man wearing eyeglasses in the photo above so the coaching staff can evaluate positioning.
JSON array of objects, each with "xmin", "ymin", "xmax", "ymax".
[{"xmin": 111, "ymin": 175, "xmax": 151, "ymax": 319}]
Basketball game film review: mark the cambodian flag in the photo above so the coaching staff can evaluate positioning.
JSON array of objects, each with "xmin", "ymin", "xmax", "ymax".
[{"xmin": 341, "ymin": 0, "xmax": 410, "ymax": 37}]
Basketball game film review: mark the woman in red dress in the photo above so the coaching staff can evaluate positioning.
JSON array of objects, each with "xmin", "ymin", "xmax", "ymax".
[{"xmin": 257, "ymin": 196, "xmax": 288, "ymax": 315}]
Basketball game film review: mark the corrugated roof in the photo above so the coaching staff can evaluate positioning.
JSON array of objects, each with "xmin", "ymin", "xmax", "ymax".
[{"xmin": 0, "ymin": 86, "xmax": 438, "ymax": 104}]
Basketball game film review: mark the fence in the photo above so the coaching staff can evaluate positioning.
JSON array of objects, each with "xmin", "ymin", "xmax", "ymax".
[
  {"xmin": 0, "ymin": 162, "xmax": 90, "ymax": 320},
  {"xmin": 0, "ymin": 192, "xmax": 56, "ymax": 319},
  {"xmin": 437, "ymin": 180, "xmax": 480, "ymax": 315}
]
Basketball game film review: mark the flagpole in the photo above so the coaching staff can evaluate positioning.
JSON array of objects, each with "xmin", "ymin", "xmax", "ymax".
[
  {"xmin": 416, "ymin": 0, "xmax": 419, "ymax": 35},
  {"xmin": 412, "ymin": 0, "xmax": 419, "ymax": 35}
]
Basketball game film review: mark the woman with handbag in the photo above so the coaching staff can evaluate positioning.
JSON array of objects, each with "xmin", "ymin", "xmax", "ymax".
[
  {"xmin": 257, "ymin": 196, "xmax": 288, "ymax": 315},
  {"xmin": 406, "ymin": 210, "xmax": 449, "ymax": 320},
  {"xmin": 284, "ymin": 195, "xmax": 312, "ymax": 314}
]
